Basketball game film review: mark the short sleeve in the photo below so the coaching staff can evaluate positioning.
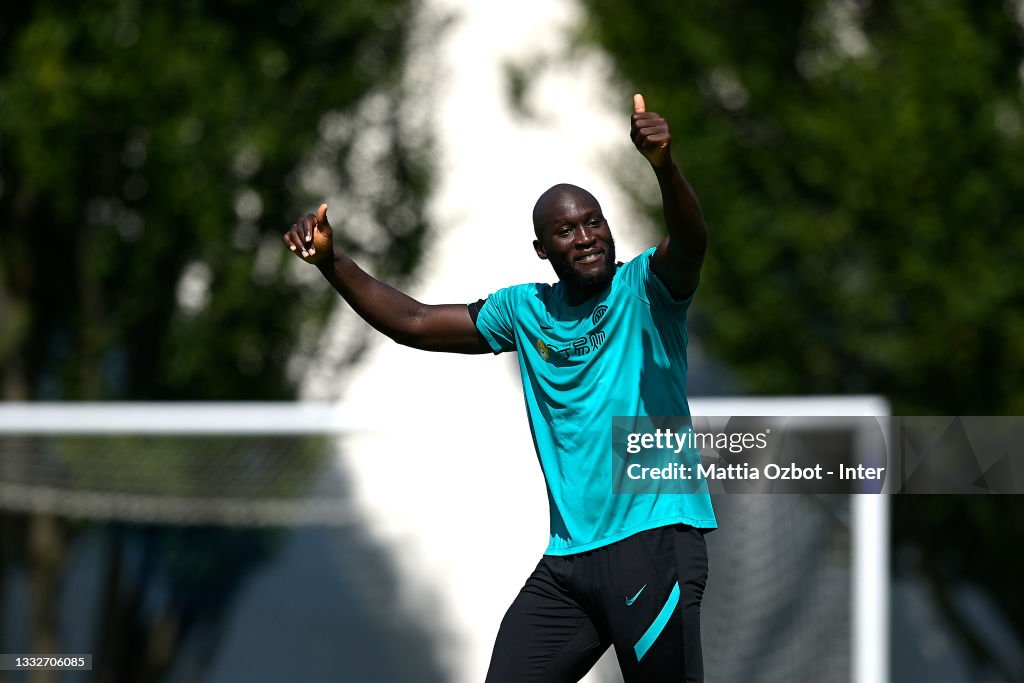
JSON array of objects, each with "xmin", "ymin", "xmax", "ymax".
[
  {"xmin": 617, "ymin": 247, "xmax": 696, "ymax": 311},
  {"xmin": 473, "ymin": 285, "xmax": 523, "ymax": 353}
]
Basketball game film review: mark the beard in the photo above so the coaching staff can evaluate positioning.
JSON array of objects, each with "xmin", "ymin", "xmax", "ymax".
[{"xmin": 551, "ymin": 236, "xmax": 617, "ymax": 292}]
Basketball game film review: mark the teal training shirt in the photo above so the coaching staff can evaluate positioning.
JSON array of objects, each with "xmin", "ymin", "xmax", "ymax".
[{"xmin": 474, "ymin": 247, "xmax": 717, "ymax": 556}]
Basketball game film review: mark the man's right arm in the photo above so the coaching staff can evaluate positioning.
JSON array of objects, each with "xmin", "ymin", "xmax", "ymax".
[{"xmin": 283, "ymin": 204, "xmax": 491, "ymax": 354}]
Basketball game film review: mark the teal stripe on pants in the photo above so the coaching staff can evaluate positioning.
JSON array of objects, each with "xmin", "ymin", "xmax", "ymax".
[{"xmin": 633, "ymin": 581, "xmax": 680, "ymax": 661}]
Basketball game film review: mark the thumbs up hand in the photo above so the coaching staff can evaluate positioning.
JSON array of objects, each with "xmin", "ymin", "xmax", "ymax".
[
  {"xmin": 282, "ymin": 203, "xmax": 335, "ymax": 266},
  {"xmin": 630, "ymin": 93, "xmax": 672, "ymax": 169}
]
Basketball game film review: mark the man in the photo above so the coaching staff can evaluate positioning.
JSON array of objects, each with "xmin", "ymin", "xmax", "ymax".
[{"xmin": 283, "ymin": 94, "xmax": 716, "ymax": 682}]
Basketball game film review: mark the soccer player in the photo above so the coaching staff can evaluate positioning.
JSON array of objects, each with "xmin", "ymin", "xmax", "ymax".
[{"xmin": 283, "ymin": 94, "xmax": 716, "ymax": 682}]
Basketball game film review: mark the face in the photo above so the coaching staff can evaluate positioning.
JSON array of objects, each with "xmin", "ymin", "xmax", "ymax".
[{"xmin": 533, "ymin": 187, "xmax": 617, "ymax": 292}]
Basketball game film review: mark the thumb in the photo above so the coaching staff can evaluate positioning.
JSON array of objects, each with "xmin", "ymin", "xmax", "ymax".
[
  {"xmin": 633, "ymin": 93, "xmax": 646, "ymax": 114},
  {"xmin": 316, "ymin": 203, "xmax": 330, "ymax": 229}
]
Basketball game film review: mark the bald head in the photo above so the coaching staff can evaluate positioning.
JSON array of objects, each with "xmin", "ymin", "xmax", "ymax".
[
  {"xmin": 530, "ymin": 183, "xmax": 617, "ymax": 299},
  {"xmin": 532, "ymin": 184, "xmax": 603, "ymax": 238}
]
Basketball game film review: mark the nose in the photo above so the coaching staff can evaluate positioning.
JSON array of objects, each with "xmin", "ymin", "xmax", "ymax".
[{"xmin": 573, "ymin": 225, "xmax": 597, "ymax": 246}]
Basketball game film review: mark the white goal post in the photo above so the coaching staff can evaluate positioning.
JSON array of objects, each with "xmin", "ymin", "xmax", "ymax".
[{"xmin": 689, "ymin": 396, "xmax": 889, "ymax": 683}]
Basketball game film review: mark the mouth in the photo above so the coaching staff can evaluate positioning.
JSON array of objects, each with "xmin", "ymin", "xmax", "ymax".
[{"xmin": 575, "ymin": 249, "xmax": 604, "ymax": 264}]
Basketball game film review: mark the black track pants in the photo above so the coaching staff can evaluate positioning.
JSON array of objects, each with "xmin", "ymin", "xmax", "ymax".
[{"xmin": 485, "ymin": 524, "xmax": 709, "ymax": 683}]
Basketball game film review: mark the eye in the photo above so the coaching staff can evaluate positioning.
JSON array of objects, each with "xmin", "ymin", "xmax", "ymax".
[{"xmin": 585, "ymin": 218, "xmax": 599, "ymax": 228}]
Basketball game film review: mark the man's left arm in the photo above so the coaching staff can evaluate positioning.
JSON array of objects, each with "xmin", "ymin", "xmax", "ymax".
[{"xmin": 631, "ymin": 93, "xmax": 707, "ymax": 301}]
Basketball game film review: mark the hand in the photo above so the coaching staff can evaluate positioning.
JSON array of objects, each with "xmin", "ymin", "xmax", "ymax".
[
  {"xmin": 282, "ymin": 203, "xmax": 334, "ymax": 266},
  {"xmin": 630, "ymin": 93, "xmax": 672, "ymax": 169}
]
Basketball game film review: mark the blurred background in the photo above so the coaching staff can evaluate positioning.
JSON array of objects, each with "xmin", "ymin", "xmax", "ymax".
[{"xmin": 1, "ymin": 0, "xmax": 1023, "ymax": 681}]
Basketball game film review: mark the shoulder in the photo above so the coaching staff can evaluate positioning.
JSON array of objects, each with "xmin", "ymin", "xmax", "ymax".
[
  {"xmin": 483, "ymin": 282, "xmax": 550, "ymax": 307},
  {"xmin": 476, "ymin": 282, "xmax": 553, "ymax": 323},
  {"xmin": 613, "ymin": 247, "xmax": 658, "ymax": 302},
  {"xmin": 617, "ymin": 247, "xmax": 658, "ymax": 277},
  {"xmin": 615, "ymin": 247, "xmax": 695, "ymax": 310}
]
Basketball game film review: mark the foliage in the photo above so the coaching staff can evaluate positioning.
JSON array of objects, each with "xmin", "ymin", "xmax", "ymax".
[
  {"xmin": 559, "ymin": 2, "xmax": 1024, "ymax": 676},
  {"xmin": 891, "ymin": 495, "xmax": 1024, "ymax": 680},
  {"xmin": 0, "ymin": 0, "xmax": 434, "ymax": 400},
  {"xmin": 570, "ymin": 0, "xmax": 1024, "ymax": 414},
  {"xmin": 0, "ymin": 2, "xmax": 438, "ymax": 680}
]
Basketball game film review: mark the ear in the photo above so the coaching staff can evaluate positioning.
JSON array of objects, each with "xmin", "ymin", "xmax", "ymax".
[{"xmin": 533, "ymin": 239, "xmax": 547, "ymax": 260}]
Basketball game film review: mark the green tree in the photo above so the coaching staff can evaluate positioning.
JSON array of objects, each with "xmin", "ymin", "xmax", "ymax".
[
  {"xmin": 560, "ymin": 0, "xmax": 1024, "ymax": 415},
  {"xmin": 0, "ymin": 2, "xmax": 439, "ymax": 681},
  {"xmin": 552, "ymin": 1, "xmax": 1024, "ymax": 679},
  {"xmin": 0, "ymin": 0, "xmax": 434, "ymax": 401}
]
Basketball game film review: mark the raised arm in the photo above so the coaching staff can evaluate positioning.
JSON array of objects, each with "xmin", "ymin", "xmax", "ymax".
[
  {"xmin": 282, "ymin": 204, "xmax": 490, "ymax": 354},
  {"xmin": 631, "ymin": 93, "xmax": 707, "ymax": 300}
]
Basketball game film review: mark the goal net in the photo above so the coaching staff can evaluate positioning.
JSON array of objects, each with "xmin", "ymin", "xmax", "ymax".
[{"xmin": 0, "ymin": 398, "xmax": 888, "ymax": 683}]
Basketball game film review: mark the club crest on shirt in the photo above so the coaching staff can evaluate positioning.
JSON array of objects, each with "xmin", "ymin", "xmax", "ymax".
[
  {"xmin": 592, "ymin": 305, "xmax": 608, "ymax": 325},
  {"xmin": 536, "ymin": 339, "xmax": 550, "ymax": 361}
]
